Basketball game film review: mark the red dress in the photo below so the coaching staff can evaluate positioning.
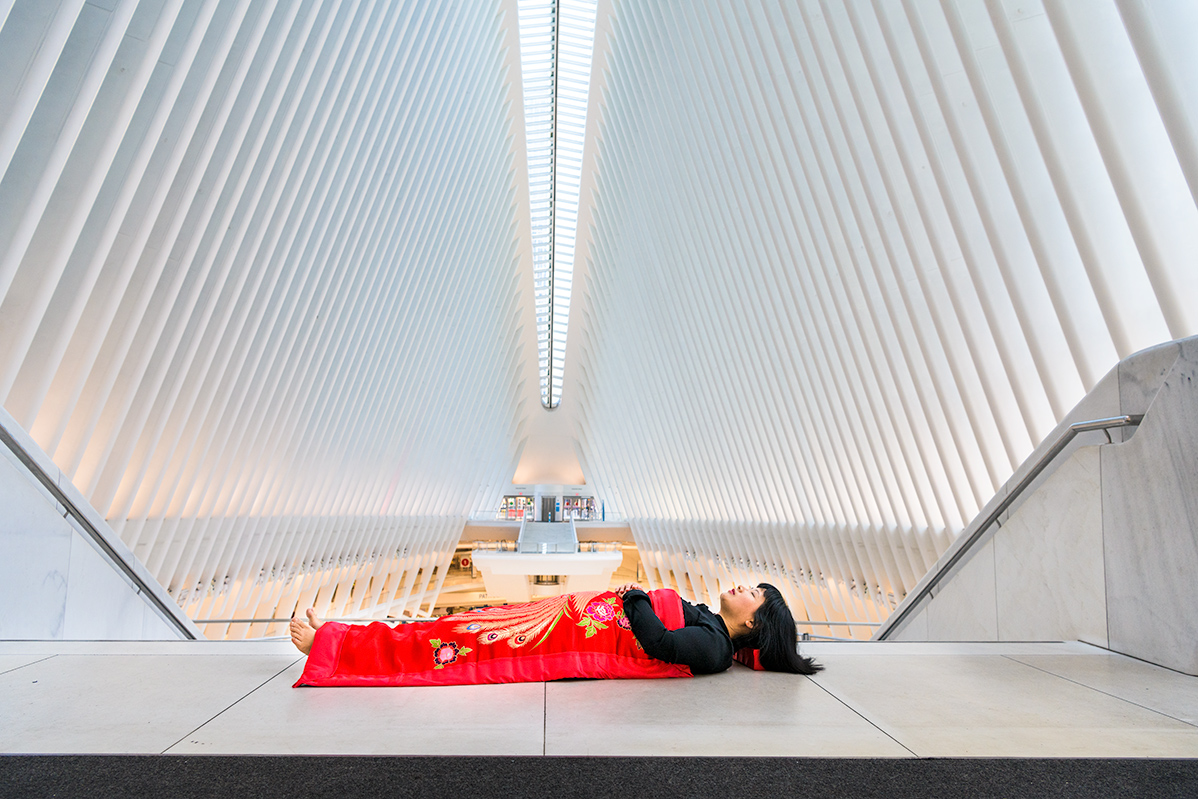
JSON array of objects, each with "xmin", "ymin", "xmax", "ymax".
[{"xmin": 294, "ymin": 589, "xmax": 693, "ymax": 687}]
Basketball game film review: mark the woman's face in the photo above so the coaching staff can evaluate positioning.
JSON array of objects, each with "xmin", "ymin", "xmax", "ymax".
[{"xmin": 720, "ymin": 584, "xmax": 766, "ymax": 624}]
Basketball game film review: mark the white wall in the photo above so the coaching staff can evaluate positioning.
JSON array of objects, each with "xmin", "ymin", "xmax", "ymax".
[
  {"xmin": 1102, "ymin": 337, "xmax": 1198, "ymax": 674},
  {"xmin": 0, "ymin": 446, "xmax": 183, "ymax": 640}
]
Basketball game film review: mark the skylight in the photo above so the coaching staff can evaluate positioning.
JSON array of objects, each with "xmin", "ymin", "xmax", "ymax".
[{"xmin": 517, "ymin": 0, "xmax": 598, "ymax": 409}]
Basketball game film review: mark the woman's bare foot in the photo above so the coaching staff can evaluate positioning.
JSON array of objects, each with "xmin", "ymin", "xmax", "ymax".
[{"xmin": 289, "ymin": 609, "xmax": 324, "ymax": 655}]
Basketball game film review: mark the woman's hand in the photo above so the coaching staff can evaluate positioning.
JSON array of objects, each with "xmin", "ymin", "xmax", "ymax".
[{"xmin": 614, "ymin": 583, "xmax": 643, "ymax": 597}]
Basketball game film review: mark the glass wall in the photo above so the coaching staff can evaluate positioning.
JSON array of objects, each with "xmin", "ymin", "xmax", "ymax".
[
  {"xmin": 562, "ymin": 496, "xmax": 597, "ymax": 520},
  {"xmin": 499, "ymin": 495, "xmax": 536, "ymax": 520}
]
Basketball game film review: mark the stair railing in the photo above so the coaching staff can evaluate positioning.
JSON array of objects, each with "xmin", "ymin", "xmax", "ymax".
[
  {"xmin": 877, "ymin": 414, "xmax": 1143, "ymax": 640},
  {"xmin": 0, "ymin": 414, "xmax": 198, "ymax": 640}
]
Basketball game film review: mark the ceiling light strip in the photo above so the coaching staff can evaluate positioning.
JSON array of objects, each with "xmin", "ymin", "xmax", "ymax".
[{"xmin": 518, "ymin": 0, "xmax": 597, "ymax": 408}]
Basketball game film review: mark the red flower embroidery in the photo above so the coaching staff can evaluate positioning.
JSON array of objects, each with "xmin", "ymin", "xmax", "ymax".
[
  {"xmin": 616, "ymin": 611, "xmax": 631, "ymax": 630},
  {"xmin": 585, "ymin": 600, "xmax": 616, "ymax": 622},
  {"xmin": 429, "ymin": 638, "xmax": 472, "ymax": 669},
  {"xmin": 577, "ymin": 597, "xmax": 620, "ymax": 638}
]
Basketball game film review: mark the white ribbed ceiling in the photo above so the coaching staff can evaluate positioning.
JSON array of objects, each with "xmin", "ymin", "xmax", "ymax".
[{"xmin": 1, "ymin": 0, "xmax": 1195, "ymax": 637}]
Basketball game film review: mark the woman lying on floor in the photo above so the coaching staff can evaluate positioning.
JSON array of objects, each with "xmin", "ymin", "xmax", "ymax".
[{"xmin": 289, "ymin": 582, "xmax": 822, "ymax": 687}]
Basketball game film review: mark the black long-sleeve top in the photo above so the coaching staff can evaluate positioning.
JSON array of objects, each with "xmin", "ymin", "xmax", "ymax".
[{"xmin": 620, "ymin": 589, "xmax": 734, "ymax": 674}]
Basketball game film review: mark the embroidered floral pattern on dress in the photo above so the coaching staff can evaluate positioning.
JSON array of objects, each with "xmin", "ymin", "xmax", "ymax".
[
  {"xmin": 616, "ymin": 610, "xmax": 631, "ymax": 630},
  {"xmin": 577, "ymin": 596, "xmax": 620, "ymax": 638},
  {"xmin": 454, "ymin": 592, "xmax": 601, "ymax": 649},
  {"xmin": 586, "ymin": 600, "xmax": 616, "ymax": 622},
  {"xmin": 429, "ymin": 638, "xmax": 472, "ymax": 669}
]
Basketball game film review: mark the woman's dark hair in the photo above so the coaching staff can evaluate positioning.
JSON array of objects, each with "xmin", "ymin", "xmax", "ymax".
[{"xmin": 733, "ymin": 583, "xmax": 823, "ymax": 675}]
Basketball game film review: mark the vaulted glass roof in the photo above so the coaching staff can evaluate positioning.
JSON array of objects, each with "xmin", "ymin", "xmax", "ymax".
[{"xmin": 517, "ymin": 0, "xmax": 598, "ymax": 408}]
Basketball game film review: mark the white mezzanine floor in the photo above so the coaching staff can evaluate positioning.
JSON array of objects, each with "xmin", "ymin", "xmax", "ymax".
[{"xmin": 2, "ymin": 640, "xmax": 1198, "ymax": 758}]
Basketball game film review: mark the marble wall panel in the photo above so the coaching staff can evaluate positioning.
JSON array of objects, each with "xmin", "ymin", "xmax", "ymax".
[
  {"xmin": 1182, "ymin": 336, "xmax": 1198, "ymax": 367},
  {"xmin": 926, "ymin": 540, "xmax": 998, "ymax": 641},
  {"xmin": 141, "ymin": 605, "xmax": 180, "ymax": 639},
  {"xmin": 1, "ymin": 440, "xmax": 183, "ymax": 641},
  {"xmin": 1118, "ymin": 341, "xmax": 1180, "ymax": 418},
  {"xmin": 0, "ymin": 456, "xmax": 71, "ymax": 639},
  {"xmin": 1069, "ymin": 365, "xmax": 1122, "ymax": 422},
  {"xmin": 1103, "ymin": 346, "xmax": 1198, "ymax": 675},
  {"xmin": 0, "ymin": 444, "xmax": 64, "ymax": 515},
  {"xmin": 994, "ymin": 447, "xmax": 1106, "ymax": 644},
  {"xmin": 887, "ymin": 604, "xmax": 929, "ymax": 641},
  {"xmin": 62, "ymin": 535, "xmax": 151, "ymax": 640}
]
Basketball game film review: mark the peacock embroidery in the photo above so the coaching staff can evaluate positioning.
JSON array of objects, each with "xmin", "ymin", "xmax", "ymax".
[{"xmin": 454, "ymin": 592, "xmax": 606, "ymax": 649}]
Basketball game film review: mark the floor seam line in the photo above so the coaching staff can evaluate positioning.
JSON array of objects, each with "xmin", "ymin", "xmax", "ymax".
[
  {"xmin": 0, "ymin": 654, "xmax": 57, "ymax": 676},
  {"xmin": 159, "ymin": 656, "xmax": 303, "ymax": 754},
  {"xmin": 542, "ymin": 682, "xmax": 547, "ymax": 756},
  {"xmin": 1001, "ymin": 655, "xmax": 1198, "ymax": 729},
  {"xmin": 807, "ymin": 676, "xmax": 920, "ymax": 757}
]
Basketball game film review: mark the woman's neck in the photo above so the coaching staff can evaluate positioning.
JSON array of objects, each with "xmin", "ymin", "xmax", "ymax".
[{"xmin": 717, "ymin": 608, "xmax": 750, "ymax": 639}]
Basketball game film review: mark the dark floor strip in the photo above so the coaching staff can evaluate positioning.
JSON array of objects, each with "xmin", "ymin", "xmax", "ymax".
[{"xmin": 2, "ymin": 755, "xmax": 1197, "ymax": 799}]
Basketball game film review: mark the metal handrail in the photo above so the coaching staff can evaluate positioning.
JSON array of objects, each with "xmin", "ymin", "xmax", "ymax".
[
  {"xmin": 0, "ymin": 423, "xmax": 198, "ymax": 640},
  {"xmin": 879, "ymin": 414, "xmax": 1142, "ymax": 639},
  {"xmin": 797, "ymin": 620, "xmax": 881, "ymax": 627}
]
